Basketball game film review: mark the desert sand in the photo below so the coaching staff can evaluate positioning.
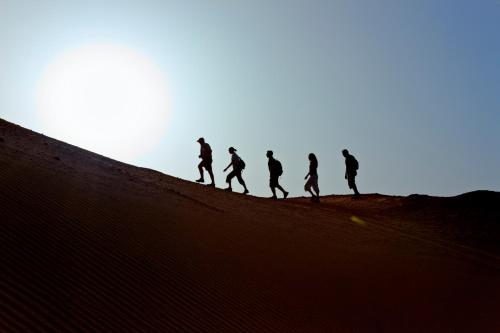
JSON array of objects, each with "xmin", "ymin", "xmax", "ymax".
[{"xmin": 1, "ymin": 118, "xmax": 499, "ymax": 332}]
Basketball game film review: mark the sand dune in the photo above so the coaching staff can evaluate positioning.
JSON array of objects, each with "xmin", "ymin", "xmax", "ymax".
[{"xmin": 1, "ymin": 118, "xmax": 500, "ymax": 332}]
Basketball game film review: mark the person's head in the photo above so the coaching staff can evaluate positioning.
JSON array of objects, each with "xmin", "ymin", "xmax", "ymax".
[
  {"xmin": 266, "ymin": 150, "xmax": 273, "ymax": 158},
  {"xmin": 342, "ymin": 149, "xmax": 349, "ymax": 157},
  {"xmin": 308, "ymin": 153, "xmax": 317, "ymax": 163},
  {"xmin": 228, "ymin": 147, "xmax": 236, "ymax": 154},
  {"xmin": 197, "ymin": 137, "xmax": 205, "ymax": 144}
]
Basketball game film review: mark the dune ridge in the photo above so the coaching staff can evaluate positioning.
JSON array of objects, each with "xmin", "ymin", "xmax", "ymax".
[{"xmin": 1, "ymin": 118, "xmax": 500, "ymax": 332}]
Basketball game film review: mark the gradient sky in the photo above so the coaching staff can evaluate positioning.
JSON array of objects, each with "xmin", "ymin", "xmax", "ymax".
[{"xmin": 1, "ymin": 0, "xmax": 499, "ymax": 197}]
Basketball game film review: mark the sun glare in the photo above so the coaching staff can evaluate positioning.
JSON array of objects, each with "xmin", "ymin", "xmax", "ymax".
[{"xmin": 36, "ymin": 44, "xmax": 170, "ymax": 161}]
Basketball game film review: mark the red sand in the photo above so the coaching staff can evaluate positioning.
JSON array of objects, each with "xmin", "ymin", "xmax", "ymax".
[{"xmin": 1, "ymin": 118, "xmax": 500, "ymax": 332}]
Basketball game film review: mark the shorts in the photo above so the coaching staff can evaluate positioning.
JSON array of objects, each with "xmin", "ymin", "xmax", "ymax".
[
  {"xmin": 269, "ymin": 175, "xmax": 280, "ymax": 188},
  {"xmin": 304, "ymin": 175, "xmax": 319, "ymax": 193},
  {"xmin": 199, "ymin": 158, "xmax": 213, "ymax": 172},
  {"xmin": 226, "ymin": 168, "xmax": 244, "ymax": 184}
]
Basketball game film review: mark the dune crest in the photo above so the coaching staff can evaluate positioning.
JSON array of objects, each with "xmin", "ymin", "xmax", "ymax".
[{"xmin": 1, "ymin": 118, "xmax": 500, "ymax": 332}]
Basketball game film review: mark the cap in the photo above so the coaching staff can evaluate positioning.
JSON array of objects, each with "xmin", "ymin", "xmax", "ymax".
[
  {"xmin": 197, "ymin": 137, "xmax": 204, "ymax": 143},
  {"xmin": 229, "ymin": 147, "xmax": 237, "ymax": 152}
]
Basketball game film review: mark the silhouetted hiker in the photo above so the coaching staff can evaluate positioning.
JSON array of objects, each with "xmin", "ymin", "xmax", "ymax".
[
  {"xmin": 266, "ymin": 150, "xmax": 288, "ymax": 200},
  {"xmin": 196, "ymin": 137, "xmax": 215, "ymax": 187},
  {"xmin": 342, "ymin": 149, "xmax": 360, "ymax": 197},
  {"xmin": 223, "ymin": 147, "xmax": 249, "ymax": 194},
  {"xmin": 304, "ymin": 153, "xmax": 320, "ymax": 202}
]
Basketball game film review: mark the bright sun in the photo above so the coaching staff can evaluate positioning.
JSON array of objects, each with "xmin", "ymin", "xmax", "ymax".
[{"xmin": 36, "ymin": 44, "xmax": 170, "ymax": 161}]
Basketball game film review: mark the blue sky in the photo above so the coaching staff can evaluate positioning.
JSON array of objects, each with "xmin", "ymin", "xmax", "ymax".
[{"xmin": 1, "ymin": 0, "xmax": 499, "ymax": 197}]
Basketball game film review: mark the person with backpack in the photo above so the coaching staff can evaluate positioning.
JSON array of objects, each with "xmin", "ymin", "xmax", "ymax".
[
  {"xmin": 342, "ymin": 149, "xmax": 360, "ymax": 197},
  {"xmin": 266, "ymin": 150, "xmax": 289, "ymax": 200},
  {"xmin": 304, "ymin": 153, "xmax": 320, "ymax": 202},
  {"xmin": 196, "ymin": 137, "xmax": 215, "ymax": 187},
  {"xmin": 223, "ymin": 147, "xmax": 249, "ymax": 194}
]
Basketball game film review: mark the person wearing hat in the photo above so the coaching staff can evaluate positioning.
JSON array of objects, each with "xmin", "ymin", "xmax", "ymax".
[
  {"xmin": 196, "ymin": 137, "xmax": 215, "ymax": 187},
  {"xmin": 266, "ymin": 150, "xmax": 288, "ymax": 199},
  {"xmin": 223, "ymin": 147, "xmax": 249, "ymax": 194}
]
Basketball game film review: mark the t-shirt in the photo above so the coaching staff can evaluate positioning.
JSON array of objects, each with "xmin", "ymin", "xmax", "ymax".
[
  {"xmin": 231, "ymin": 153, "xmax": 241, "ymax": 169},
  {"xmin": 309, "ymin": 159, "xmax": 318, "ymax": 176},
  {"xmin": 200, "ymin": 143, "xmax": 212, "ymax": 160}
]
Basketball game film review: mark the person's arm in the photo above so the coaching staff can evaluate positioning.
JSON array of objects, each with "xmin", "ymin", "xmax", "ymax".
[
  {"xmin": 224, "ymin": 161, "xmax": 233, "ymax": 172},
  {"xmin": 304, "ymin": 171, "xmax": 310, "ymax": 180}
]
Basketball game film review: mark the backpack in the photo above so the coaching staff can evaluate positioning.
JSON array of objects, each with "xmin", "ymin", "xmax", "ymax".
[
  {"xmin": 239, "ymin": 159, "xmax": 246, "ymax": 170},
  {"xmin": 275, "ymin": 160, "xmax": 283, "ymax": 176},
  {"xmin": 353, "ymin": 157, "xmax": 359, "ymax": 170}
]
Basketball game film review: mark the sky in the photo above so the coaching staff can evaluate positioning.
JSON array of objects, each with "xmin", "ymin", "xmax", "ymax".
[{"xmin": 1, "ymin": 0, "xmax": 499, "ymax": 197}]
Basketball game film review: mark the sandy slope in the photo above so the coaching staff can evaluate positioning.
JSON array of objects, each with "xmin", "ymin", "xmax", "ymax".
[{"xmin": 1, "ymin": 118, "xmax": 499, "ymax": 332}]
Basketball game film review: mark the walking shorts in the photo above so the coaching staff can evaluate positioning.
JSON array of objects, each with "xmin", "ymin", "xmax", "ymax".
[
  {"xmin": 199, "ymin": 158, "xmax": 213, "ymax": 172},
  {"xmin": 269, "ymin": 175, "xmax": 280, "ymax": 188}
]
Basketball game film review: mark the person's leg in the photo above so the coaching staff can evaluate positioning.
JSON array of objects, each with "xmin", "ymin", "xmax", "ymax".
[
  {"xmin": 196, "ymin": 161, "xmax": 204, "ymax": 182},
  {"xmin": 353, "ymin": 185, "xmax": 360, "ymax": 196},
  {"xmin": 208, "ymin": 170, "xmax": 215, "ymax": 185},
  {"xmin": 305, "ymin": 178, "xmax": 316, "ymax": 200},
  {"xmin": 311, "ymin": 176, "xmax": 320, "ymax": 202},
  {"xmin": 276, "ymin": 184, "xmax": 286, "ymax": 194},
  {"xmin": 348, "ymin": 176, "xmax": 360, "ymax": 196},
  {"xmin": 236, "ymin": 172, "xmax": 248, "ymax": 193},
  {"xmin": 206, "ymin": 162, "xmax": 215, "ymax": 185},
  {"xmin": 276, "ymin": 184, "xmax": 289, "ymax": 199},
  {"xmin": 313, "ymin": 179, "xmax": 320, "ymax": 197},
  {"xmin": 270, "ymin": 186, "xmax": 277, "ymax": 199},
  {"xmin": 351, "ymin": 177, "xmax": 360, "ymax": 196},
  {"xmin": 270, "ymin": 177, "xmax": 278, "ymax": 198},
  {"xmin": 225, "ymin": 170, "xmax": 235, "ymax": 190},
  {"xmin": 274, "ymin": 178, "xmax": 288, "ymax": 198}
]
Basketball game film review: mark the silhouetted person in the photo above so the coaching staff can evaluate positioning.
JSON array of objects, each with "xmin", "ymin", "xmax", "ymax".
[
  {"xmin": 223, "ymin": 147, "xmax": 249, "ymax": 194},
  {"xmin": 342, "ymin": 149, "xmax": 360, "ymax": 197},
  {"xmin": 304, "ymin": 153, "xmax": 320, "ymax": 202},
  {"xmin": 266, "ymin": 150, "xmax": 288, "ymax": 199},
  {"xmin": 196, "ymin": 137, "xmax": 215, "ymax": 187}
]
